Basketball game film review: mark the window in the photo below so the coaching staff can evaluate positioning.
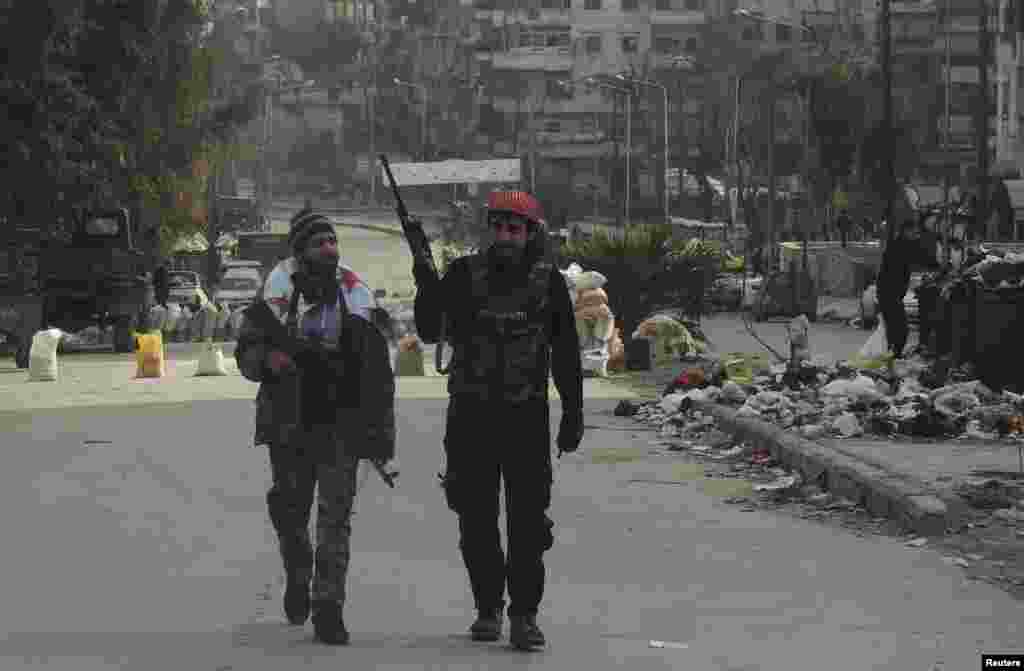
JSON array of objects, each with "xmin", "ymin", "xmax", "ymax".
[
  {"xmin": 547, "ymin": 78, "xmax": 572, "ymax": 99},
  {"xmin": 655, "ymin": 37, "xmax": 677, "ymax": 53},
  {"xmin": 621, "ymin": 35, "xmax": 639, "ymax": 53},
  {"xmin": 655, "ymin": 0, "xmax": 671, "ymax": 9},
  {"xmin": 584, "ymin": 34, "xmax": 602, "ymax": 53},
  {"xmin": 547, "ymin": 30, "xmax": 571, "ymax": 47},
  {"xmin": 741, "ymin": 23, "xmax": 762, "ymax": 41},
  {"xmin": 622, "ymin": 0, "xmax": 638, "ymax": 10},
  {"xmin": 84, "ymin": 217, "xmax": 120, "ymax": 236},
  {"xmin": 684, "ymin": 0, "xmax": 702, "ymax": 9},
  {"xmin": 684, "ymin": 36, "xmax": 698, "ymax": 52},
  {"xmin": 544, "ymin": 120, "xmax": 562, "ymax": 133},
  {"xmin": 584, "ymin": 0, "xmax": 601, "ymax": 9},
  {"xmin": 776, "ymin": 23, "xmax": 792, "ymax": 42}
]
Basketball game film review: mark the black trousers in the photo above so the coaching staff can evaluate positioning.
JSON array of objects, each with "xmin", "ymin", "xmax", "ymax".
[
  {"xmin": 443, "ymin": 395, "xmax": 555, "ymax": 617},
  {"xmin": 878, "ymin": 296, "xmax": 909, "ymax": 357}
]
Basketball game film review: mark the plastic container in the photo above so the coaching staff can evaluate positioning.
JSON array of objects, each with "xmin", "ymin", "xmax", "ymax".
[
  {"xmin": 625, "ymin": 336, "xmax": 654, "ymax": 371},
  {"xmin": 971, "ymin": 286, "xmax": 1024, "ymax": 391}
]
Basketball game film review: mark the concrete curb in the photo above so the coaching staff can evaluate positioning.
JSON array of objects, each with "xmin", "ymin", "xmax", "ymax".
[{"xmin": 692, "ymin": 399, "xmax": 967, "ymax": 537}]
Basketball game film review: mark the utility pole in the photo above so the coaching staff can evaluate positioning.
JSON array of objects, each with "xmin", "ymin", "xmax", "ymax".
[
  {"xmin": 977, "ymin": 0, "xmax": 991, "ymax": 240},
  {"xmin": 767, "ymin": 86, "xmax": 777, "ymax": 246},
  {"xmin": 943, "ymin": 0, "xmax": 952, "ymax": 243},
  {"xmin": 880, "ymin": 0, "xmax": 894, "ymax": 242}
]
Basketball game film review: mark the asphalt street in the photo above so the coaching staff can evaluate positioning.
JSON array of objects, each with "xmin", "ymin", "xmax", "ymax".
[
  {"xmin": 1, "ymin": 395, "xmax": 1022, "ymax": 670},
  {"xmin": 1, "ymin": 215, "xmax": 1021, "ymax": 668}
]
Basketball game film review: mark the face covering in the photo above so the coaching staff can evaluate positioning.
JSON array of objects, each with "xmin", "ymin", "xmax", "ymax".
[{"xmin": 295, "ymin": 250, "xmax": 340, "ymax": 304}]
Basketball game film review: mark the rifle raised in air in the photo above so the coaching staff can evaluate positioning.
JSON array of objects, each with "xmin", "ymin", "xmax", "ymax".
[{"xmin": 379, "ymin": 154, "xmax": 451, "ymax": 375}]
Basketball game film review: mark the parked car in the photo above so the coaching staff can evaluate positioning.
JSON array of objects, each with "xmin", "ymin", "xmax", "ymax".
[
  {"xmin": 215, "ymin": 267, "xmax": 263, "ymax": 312},
  {"xmin": 167, "ymin": 271, "xmax": 212, "ymax": 310}
]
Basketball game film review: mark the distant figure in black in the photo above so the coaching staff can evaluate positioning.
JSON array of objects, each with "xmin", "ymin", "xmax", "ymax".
[{"xmin": 876, "ymin": 220, "xmax": 940, "ymax": 357}]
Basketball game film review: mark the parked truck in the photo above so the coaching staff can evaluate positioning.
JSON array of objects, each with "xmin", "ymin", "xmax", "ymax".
[
  {"xmin": 234, "ymin": 231, "xmax": 289, "ymax": 278},
  {"xmin": 1, "ymin": 208, "xmax": 154, "ymax": 367}
]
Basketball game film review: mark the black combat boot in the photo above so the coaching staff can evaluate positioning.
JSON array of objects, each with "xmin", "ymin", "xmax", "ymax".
[
  {"xmin": 282, "ymin": 572, "xmax": 311, "ymax": 626},
  {"xmin": 509, "ymin": 614, "xmax": 546, "ymax": 650},
  {"xmin": 312, "ymin": 601, "xmax": 349, "ymax": 645},
  {"xmin": 469, "ymin": 608, "xmax": 504, "ymax": 642}
]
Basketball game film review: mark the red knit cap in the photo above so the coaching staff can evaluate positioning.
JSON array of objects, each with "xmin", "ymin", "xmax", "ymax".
[{"xmin": 486, "ymin": 191, "xmax": 546, "ymax": 228}]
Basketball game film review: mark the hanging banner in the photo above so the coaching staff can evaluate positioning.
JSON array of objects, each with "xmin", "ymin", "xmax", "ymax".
[{"xmin": 381, "ymin": 159, "xmax": 522, "ymax": 185}]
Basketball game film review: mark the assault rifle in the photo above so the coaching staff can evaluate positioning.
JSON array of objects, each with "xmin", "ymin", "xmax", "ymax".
[{"xmin": 379, "ymin": 154, "xmax": 451, "ymax": 375}]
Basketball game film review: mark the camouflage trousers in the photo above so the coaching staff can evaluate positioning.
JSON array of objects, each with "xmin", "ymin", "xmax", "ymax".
[{"xmin": 266, "ymin": 430, "xmax": 360, "ymax": 605}]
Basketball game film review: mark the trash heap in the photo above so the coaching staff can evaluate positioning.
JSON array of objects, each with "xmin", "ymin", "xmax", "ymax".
[
  {"xmin": 936, "ymin": 246, "xmax": 1024, "ymax": 292},
  {"xmin": 561, "ymin": 263, "xmax": 624, "ymax": 377},
  {"xmin": 617, "ymin": 351, "xmax": 1024, "ymax": 443}
]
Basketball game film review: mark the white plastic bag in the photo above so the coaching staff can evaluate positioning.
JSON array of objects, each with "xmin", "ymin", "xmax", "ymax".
[
  {"xmin": 164, "ymin": 304, "xmax": 183, "ymax": 334},
  {"xmin": 28, "ymin": 328, "xmax": 63, "ymax": 382},
  {"xmin": 195, "ymin": 340, "xmax": 229, "ymax": 376},
  {"xmin": 858, "ymin": 314, "xmax": 889, "ymax": 359},
  {"xmin": 574, "ymin": 270, "xmax": 607, "ymax": 292},
  {"xmin": 148, "ymin": 305, "xmax": 168, "ymax": 333},
  {"xmin": 214, "ymin": 304, "xmax": 231, "ymax": 333},
  {"xmin": 228, "ymin": 308, "xmax": 246, "ymax": 334}
]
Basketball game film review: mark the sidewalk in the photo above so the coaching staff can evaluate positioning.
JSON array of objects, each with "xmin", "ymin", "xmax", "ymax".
[
  {"xmin": 0, "ymin": 345, "xmax": 638, "ymax": 413},
  {"xmin": 605, "ymin": 314, "xmax": 1023, "ymax": 537},
  {"xmin": 692, "ymin": 401, "xmax": 1022, "ymax": 536}
]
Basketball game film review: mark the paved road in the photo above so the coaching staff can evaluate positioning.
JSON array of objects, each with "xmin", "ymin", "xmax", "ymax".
[
  {"xmin": 1, "ymin": 394, "xmax": 1021, "ymax": 670},
  {"xmin": 699, "ymin": 313, "xmax": 892, "ymax": 364}
]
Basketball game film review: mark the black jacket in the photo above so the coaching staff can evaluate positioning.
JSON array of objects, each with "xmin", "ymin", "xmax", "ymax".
[
  {"xmin": 235, "ymin": 297, "xmax": 396, "ymax": 462},
  {"xmin": 877, "ymin": 235, "xmax": 940, "ymax": 304},
  {"xmin": 415, "ymin": 251, "xmax": 583, "ymax": 414}
]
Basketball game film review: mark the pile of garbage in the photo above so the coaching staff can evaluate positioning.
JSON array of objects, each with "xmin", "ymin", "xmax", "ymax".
[
  {"xmin": 618, "ymin": 350, "xmax": 1024, "ymax": 443},
  {"xmin": 947, "ymin": 246, "xmax": 1024, "ymax": 291}
]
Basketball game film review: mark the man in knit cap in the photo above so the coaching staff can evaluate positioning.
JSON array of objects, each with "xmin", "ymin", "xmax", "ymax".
[{"xmin": 235, "ymin": 207, "xmax": 397, "ymax": 645}]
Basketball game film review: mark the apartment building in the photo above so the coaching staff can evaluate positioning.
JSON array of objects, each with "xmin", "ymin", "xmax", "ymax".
[
  {"xmin": 995, "ymin": 0, "xmax": 1023, "ymax": 176},
  {"xmin": 934, "ymin": 0, "xmax": 995, "ymax": 164}
]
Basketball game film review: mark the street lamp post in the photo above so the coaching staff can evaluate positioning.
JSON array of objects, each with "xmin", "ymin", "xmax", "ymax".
[
  {"xmin": 732, "ymin": 9, "xmax": 817, "ymax": 239},
  {"xmin": 558, "ymin": 77, "xmax": 634, "ymax": 225},
  {"xmin": 394, "ymin": 78, "xmax": 429, "ymax": 160},
  {"xmin": 617, "ymin": 74, "xmax": 670, "ymax": 223}
]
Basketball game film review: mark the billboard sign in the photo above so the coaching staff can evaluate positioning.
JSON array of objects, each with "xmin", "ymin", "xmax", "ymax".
[{"xmin": 381, "ymin": 159, "xmax": 521, "ymax": 185}]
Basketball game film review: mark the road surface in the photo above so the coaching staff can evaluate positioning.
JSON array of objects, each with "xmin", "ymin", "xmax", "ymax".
[{"xmin": 0, "ymin": 395, "xmax": 1020, "ymax": 670}]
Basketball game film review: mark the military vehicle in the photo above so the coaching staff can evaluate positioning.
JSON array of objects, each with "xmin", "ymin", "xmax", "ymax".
[{"xmin": 37, "ymin": 208, "xmax": 153, "ymax": 356}]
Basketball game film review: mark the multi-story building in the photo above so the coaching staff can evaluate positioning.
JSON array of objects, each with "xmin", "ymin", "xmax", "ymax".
[
  {"xmin": 994, "ymin": 0, "xmax": 1023, "ymax": 176},
  {"xmin": 932, "ymin": 0, "xmax": 996, "ymax": 176}
]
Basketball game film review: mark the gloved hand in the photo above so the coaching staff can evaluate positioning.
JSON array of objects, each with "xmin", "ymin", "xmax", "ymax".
[
  {"xmin": 557, "ymin": 408, "xmax": 584, "ymax": 456},
  {"xmin": 266, "ymin": 350, "xmax": 296, "ymax": 375}
]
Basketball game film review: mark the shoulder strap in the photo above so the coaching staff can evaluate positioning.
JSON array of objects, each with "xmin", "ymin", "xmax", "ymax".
[
  {"xmin": 285, "ymin": 285, "xmax": 302, "ymax": 333},
  {"xmin": 527, "ymin": 260, "xmax": 554, "ymax": 312},
  {"xmin": 468, "ymin": 253, "xmax": 489, "ymax": 304}
]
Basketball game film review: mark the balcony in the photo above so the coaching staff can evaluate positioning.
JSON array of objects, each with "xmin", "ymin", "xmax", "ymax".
[
  {"xmin": 516, "ymin": 8, "xmax": 572, "ymax": 25},
  {"xmin": 491, "ymin": 47, "xmax": 574, "ymax": 71},
  {"xmin": 651, "ymin": 10, "xmax": 705, "ymax": 25},
  {"xmin": 650, "ymin": 52, "xmax": 698, "ymax": 71},
  {"xmin": 535, "ymin": 130, "xmax": 609, "ymax": 145}
]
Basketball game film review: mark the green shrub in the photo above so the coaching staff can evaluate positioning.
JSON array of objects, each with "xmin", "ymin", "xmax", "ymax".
[{"xmin": 562, "ymin": 223, "xmax": 675, "ymax": 261}]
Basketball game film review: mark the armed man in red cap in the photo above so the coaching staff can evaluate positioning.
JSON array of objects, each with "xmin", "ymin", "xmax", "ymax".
[{"xmin": 411, "ymin": 190, "xmax": 584, "ymax": 650}]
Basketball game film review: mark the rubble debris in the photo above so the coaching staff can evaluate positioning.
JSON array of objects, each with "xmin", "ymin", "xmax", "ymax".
[
  {"xmin": 832, "ymin": 412, "xmax": 863, "ymax": 437},
  {"xmin": 614, "ymin": 400, "xmax": 641, "ymax": 417}
]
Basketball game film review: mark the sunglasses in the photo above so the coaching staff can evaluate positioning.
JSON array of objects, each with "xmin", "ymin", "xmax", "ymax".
[{"xmin": 488, "ymin": 213, "xmax": 529, "ymax": 234}]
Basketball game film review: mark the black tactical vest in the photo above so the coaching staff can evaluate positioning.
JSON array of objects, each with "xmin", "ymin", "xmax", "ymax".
[{"xmin": 447, "ymin": 253, "xmax": 553, "ymax": 403}]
